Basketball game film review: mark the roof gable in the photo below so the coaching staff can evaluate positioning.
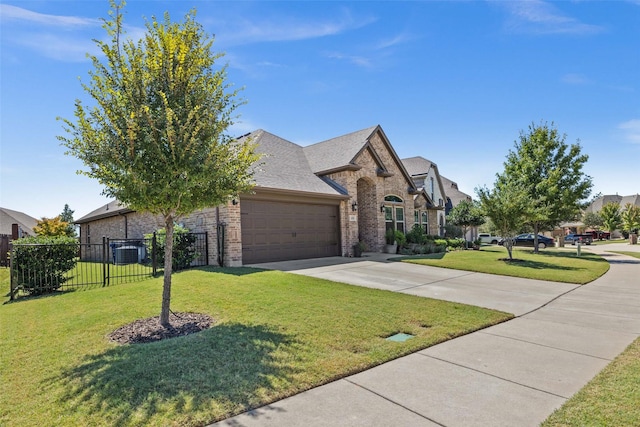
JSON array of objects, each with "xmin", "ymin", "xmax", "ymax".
[
  {"xmin": 0, "ymin": 207, "xmax": 38, "ymax": 235},
  {"xmin": 303, "ymin": 126, "xmax": 378, "ymax": 174}
]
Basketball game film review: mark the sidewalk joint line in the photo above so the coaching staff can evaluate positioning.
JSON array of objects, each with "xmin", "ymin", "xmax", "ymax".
[
  {"xmin": 343, "ymin": 379, "xmax": 448, "ymax": 427},
  {"xmin": 478, "ymin": 331, "xmax": 613, "ymax": 361},
  {"xmin": 417, "ymin": 353, "xmax": 570, "ymax": 400}
]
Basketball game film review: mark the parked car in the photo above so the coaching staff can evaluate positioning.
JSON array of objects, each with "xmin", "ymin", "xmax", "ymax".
[
  {"xmin": 499, "ymin": 233, "xmax": 555, "ymax": 249},
  {"xmin": 478, "ymin": 233, "xmax": 501, "ymax": 244},
  {"xmin": 564, "ymin": 234, "xmax": 593, "ymax": 245},
  {"xmin": 586, "ymin": 230, "xmax": 610, "ymax": 240}
]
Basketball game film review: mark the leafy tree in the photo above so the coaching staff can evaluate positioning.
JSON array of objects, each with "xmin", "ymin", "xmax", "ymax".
[
  {"xmin": 60, "ymin": 204, "xmax": 76, "ymax": 237},
  {"xmin": 58, "ymin": 3, "xmax": 259, "ymax": 326},
  {"xmin": 600, "ymin": 202, "xmax": 622, "ymax": 237},
  {"xmin": 34, "ymin": 216, "xmax": 72, "ymax": 237},
  {"xmin": 498, "ymin": 121, "xmax": 592, "ymax": 253},
  {"xmin": 477, "ymin": 182, "xmax": 529, "ymax": 261},
  {"xmin": 621, "ymin": 203, "xmax": 640, "ymax": 235},
  {"xmin": 582, "ymin": 211, "xmax": 603, "ymax": 231},
  {"xmin": 446, "ymin": 200, "xmax": 485, "ymax": 248}
]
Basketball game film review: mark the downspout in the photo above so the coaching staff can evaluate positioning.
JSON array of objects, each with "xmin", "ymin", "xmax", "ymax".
[
  {"xmin": 118, "ymin": 212, "xmax": 128, "ymax": 238},
  {"xmin": 216, "ymin": 207, "xmax": 225, "ymax": 266}
]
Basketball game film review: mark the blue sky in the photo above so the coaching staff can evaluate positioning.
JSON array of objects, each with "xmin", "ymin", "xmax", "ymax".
[{"xmin": 1, "ymin": 0, "xmax": 639, "ymax": 220}]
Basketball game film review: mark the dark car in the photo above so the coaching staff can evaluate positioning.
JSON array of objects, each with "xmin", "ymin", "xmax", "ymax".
[
  {"xmin": 564, "ymin": 234, "xmax": 592, "ymax": 245},
  {"xmin": 499, "ymin": 233, "xmax": 555, "ymax": 249}
]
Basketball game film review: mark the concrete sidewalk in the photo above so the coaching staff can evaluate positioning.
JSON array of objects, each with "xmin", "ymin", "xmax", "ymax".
[{"xmin": 212, "ymin": 247, "xmax": 640, "ymax": 427}]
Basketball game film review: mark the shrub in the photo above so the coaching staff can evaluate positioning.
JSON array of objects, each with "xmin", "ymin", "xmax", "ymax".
[
  {"xmin": 145, "ymin": 224, "xmax": 198, "ymax": 271},
  {"xmin": 406, "ymin": 224, "xmax": 428, "ymax": 244},
  {"xmin": 11, "ymin": 236, "xmax": 78, "ymax": 295},
  {"xmin": 394, "ymin": 230, "xmax": 407, "ymax": 247},
  {"xmin": 385, "ymin": 228, "xmax": 396, "ymax": 245}
]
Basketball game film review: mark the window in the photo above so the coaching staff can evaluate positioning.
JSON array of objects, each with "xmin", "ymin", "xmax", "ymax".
[
  {"xmin": 395, "ymin": 207, "xmax": 404, "ymax": 233},
  {"xmin": 421, "ymin": 211, "xmax": 428, "ymax": 233},
  {"xmin": 383, "ymin": 195, "xmax": 404, "ymax": 232},
  {"xmin": 430, "ymin": 177, "xmax": 435, "ymax": 202},
  {"xmin": 86, "ymin": 224, "xmax": 90, "ymax": 245}
]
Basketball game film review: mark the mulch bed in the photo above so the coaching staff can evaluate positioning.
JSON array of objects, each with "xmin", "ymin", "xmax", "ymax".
[{"xmin": 108, "ymin": 312, "xmax": 214, "ymax": 345}]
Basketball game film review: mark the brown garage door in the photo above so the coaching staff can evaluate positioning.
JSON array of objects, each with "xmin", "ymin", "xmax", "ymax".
[{"xmin": 241, "ymin": 199, "xmax": 340, "ymax": 264}]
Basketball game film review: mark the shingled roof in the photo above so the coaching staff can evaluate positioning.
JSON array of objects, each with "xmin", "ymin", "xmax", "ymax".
[
  {"xmin": 75, "ymin": 200, "xmax": 132, "ymax": 224},
  {"xmin": 303, "ymin": 126, "xmax": 379, "ymax": 174},
  {"xmin": 0, "ymin": 207, "xmax": 38, "ymax": 236},
  {"xmin": 441, "ymin": 175, "xmax": 472, "ymax": 206},
  {"xmin": 241, "ymin": 130, "xmax": 346, "ymax": 196}
]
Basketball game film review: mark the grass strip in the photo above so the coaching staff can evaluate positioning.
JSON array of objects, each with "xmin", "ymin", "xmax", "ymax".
[
  {"xmin": 399, "ymin": 246, "xmax": 608, "ymax": 284},
  {"xmin": 0, "ymin": 266, "xmax": 511, "ymax": 426},
  {"xmin": 542, "ymin": 337, "xmax": 640, "ymax": 426}
]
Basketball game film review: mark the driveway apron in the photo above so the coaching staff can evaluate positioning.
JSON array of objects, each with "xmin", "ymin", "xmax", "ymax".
[{"xmin": 212, "ymin": 247, "xmax": 640, "ymax": 427}]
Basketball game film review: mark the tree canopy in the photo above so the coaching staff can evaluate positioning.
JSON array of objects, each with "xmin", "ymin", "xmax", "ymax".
[
  {"xmin": 34, "ymin": 216, "xmax": 73, "ymax": 237},
  {"xmin": 58, "ymin": 3, "xmax": 259, "ymax": 325},
  {"xmin": 477, "ymin": 181, "xmax": 529, "ymax": 260},
  {"xmin": 621, "ymin": 203, "xmax": 640, "ymax": 235},
  {"xmin": 497, "ymin": 121, "xmax": 592, "ymax": 252},
  {"xmin": 600, "ymin": 202, "xmax": 622, "ymax": 236},
  {"xmin": 582, "ymin": 211, "xmax": 603, "ymax": 231},
  {"xmin": 446, "ymin": 199, "xmax": 485, "ymax": 247}
]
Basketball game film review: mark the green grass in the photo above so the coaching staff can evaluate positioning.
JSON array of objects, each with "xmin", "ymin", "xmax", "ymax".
[
  {"xmin": 609, "ymin": 251, "xmax": 640, "ymax": 260},
  {"xmin": 0, "ymin": 266, "xmax": 511, "ymax": 427},
  {"xmin": 542, "ymin": 337, "xmax": 640, "ymax": 427},
  {"xmin": 400, "ymin": 247, "xmax": 609, "ymax": 284},
  {"xmin": 591, "ymin": 238, "xmax": 627, "ymax": 245}
]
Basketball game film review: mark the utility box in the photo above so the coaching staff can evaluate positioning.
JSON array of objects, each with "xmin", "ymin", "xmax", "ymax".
[{"xmin": 114, "ymin": 246, "xmax": 139, "ymax": 265}]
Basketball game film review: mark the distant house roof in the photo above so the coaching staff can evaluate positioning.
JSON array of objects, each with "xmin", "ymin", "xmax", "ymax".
[
  {"xmin": 400, "ymin": 156, "xmax": 446, "ymax": 205},
  {"xmin": 585, "ymin": 194, "xmax": 640, "ymax": 213},
  {"xmin": 0, "ymin": 207, "xmax": 38, "ymax": 236},
  {"xmin": 620, "ymin": 194, "xmax": 640, "ymax": 209},
  {"xmin": 75, "ymin": 200, "xmax": 132, "ymax": 224},
  {"xmin": 440, "ymin": 175, "xmax": 472, "ymax": 206}
]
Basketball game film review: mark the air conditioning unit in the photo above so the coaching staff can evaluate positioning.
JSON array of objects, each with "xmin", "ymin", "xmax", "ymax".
[{"xmin": 114, "ymin": 246, "xmax": 138, "ymax": 265}]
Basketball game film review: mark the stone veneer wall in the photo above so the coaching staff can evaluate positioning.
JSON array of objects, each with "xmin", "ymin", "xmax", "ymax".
[{"xmin": 326, "ymin": 131, "xmax": 420, "ymax": 254}]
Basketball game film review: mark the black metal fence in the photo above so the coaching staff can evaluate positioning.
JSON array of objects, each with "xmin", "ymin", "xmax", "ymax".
[{"xmin": 9, "ymin": 232, "xmax": 208, "ymax": 300}]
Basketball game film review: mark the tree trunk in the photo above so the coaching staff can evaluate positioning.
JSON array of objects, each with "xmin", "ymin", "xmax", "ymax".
[
  {"xmin": 533, "ymin": 224, "xmax": 539, "ymax": 254},
  {"xmin": 160, "ymin": 216, "xmax": 174, "ymax": 327}
]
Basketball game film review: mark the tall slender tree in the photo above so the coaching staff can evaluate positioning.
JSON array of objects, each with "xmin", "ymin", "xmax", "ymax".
[
  {"xmin": 60, "ymin": 204, "xmax": 76, "ymax": 237},
  {"xmin": 446, "ymin": 200, "xmax": 485, "ymax": 248},
  {"xmin": 600, "ymin": 202, "xmax": 622, "ymax": 238},
  {"xmin": 59, "ymin": 2, "xmax": 259, "ymax": 326},
  {"xmin": 498, "ymin": 122, "xmax": 592, "ymax": 253}
]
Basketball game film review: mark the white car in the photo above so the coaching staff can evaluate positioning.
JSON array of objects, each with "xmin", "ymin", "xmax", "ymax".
[{"xmin": 478, "ymin": 233, "xmax": 501, "ymax": 244}]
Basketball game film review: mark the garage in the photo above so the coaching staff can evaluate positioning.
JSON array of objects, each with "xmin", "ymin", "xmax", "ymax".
[{"xmin": 241, "ymin": 199, "xmax": 341, "ymax": 264}]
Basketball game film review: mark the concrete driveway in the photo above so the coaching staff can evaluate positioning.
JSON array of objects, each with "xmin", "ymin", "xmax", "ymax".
[
  {"xmin": 249, "ymin": 252, "xmax": 578, "ymax": 316},
  {"xmin": 214, "ymin": 245, "xmax": 640, "ymax": 427}
]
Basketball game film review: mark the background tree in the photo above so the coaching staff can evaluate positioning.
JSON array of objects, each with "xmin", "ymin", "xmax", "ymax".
[
  {"xmin": 34, "ymin": 216, "xmax": 72, "ymax": 237},
  {"xmin": 446, "ymin": 199, "xmax": 485, "ymax": 248},
  {"xmin": 477, "ymin": 182, "xmax": 528, "ymax": 261},
  {"xmin": 582, "ymin": 211, "xmax": 604, "ymax": 232},
  {"xmin": 60, "ymin": 204, "xmax": 76, "ymax": 237},
  {"xmin": 621, "ymin": 203, "xmax": 640, "ymax": 236},
  {"xmin": 498, "ymin": 121, "xmax": 592, "ymax": 253},
  {"xmin": 59, "ymin": 4, "xmax": 259, "ymax": 326},
  {"xmin": 600, "ymin": 202, "xmax": 622, "ymax": 237}
]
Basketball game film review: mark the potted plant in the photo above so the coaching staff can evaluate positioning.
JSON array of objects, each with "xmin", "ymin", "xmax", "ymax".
[
  {"xmin": 353, "ymin": 241, "xmax": 366, "ymax": 257},
  {"xmin": 385, "ymin": 229, "xmax": 397, "ymax": 254}
]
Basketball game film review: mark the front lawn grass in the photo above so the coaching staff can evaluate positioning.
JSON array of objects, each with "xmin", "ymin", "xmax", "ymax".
[
  {"xmin": 400, "ymin": 247, "xmax": 608, "ymax": 284},
  {"xmin": 542, "ymin": 337, "xmax": 640, "ymax": 427},
  {"xmin": 0, "ymin": 266, "xmax": 511, "ymax": 427},
  {"xmin": 610, "ymin": 251, "xmax": 640, "ymax": 260}
]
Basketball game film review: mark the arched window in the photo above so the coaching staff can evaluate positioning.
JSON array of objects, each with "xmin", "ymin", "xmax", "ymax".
[{"xmin": 384, "ymin": 195, "xmax": 403, "ymax": 203}]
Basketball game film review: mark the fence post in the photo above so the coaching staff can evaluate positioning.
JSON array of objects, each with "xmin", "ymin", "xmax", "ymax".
[
  {"xmin": 9, "ymin": 242, "xmax": 15, "ymax": 301},
  {"xmin": 102, "ymin": 236, "xmax": 107, "ymax": 287},
  {"xmin": 152, "ymin": 232, "xmax": 157, "ymax": 276},
  {"xmin": 204, "ymin": 232, "xmax": 209, "ymax": 266}
]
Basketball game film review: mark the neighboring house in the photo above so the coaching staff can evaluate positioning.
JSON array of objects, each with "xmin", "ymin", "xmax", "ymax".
[
  {"xmin": 0, "ymin": 207, "xmax": 38, "ymax": 266},
  {"xmin": 562, "ymin": 194, "xmax": 640, "ymax": 238},
  {"xmin": 76, "ymin": 125, "xmax": 446, "ymax": 266},
  {"xmin": 0, "ymin": 207, "xmax": 37, "ymax": 238},
  {"xmin": 401, "ymin": 156, "xmax": 447, "ymax": 236},
  {"xmin": 440, "ymin": 175, "xmax": 477, "ymax": 241}
]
